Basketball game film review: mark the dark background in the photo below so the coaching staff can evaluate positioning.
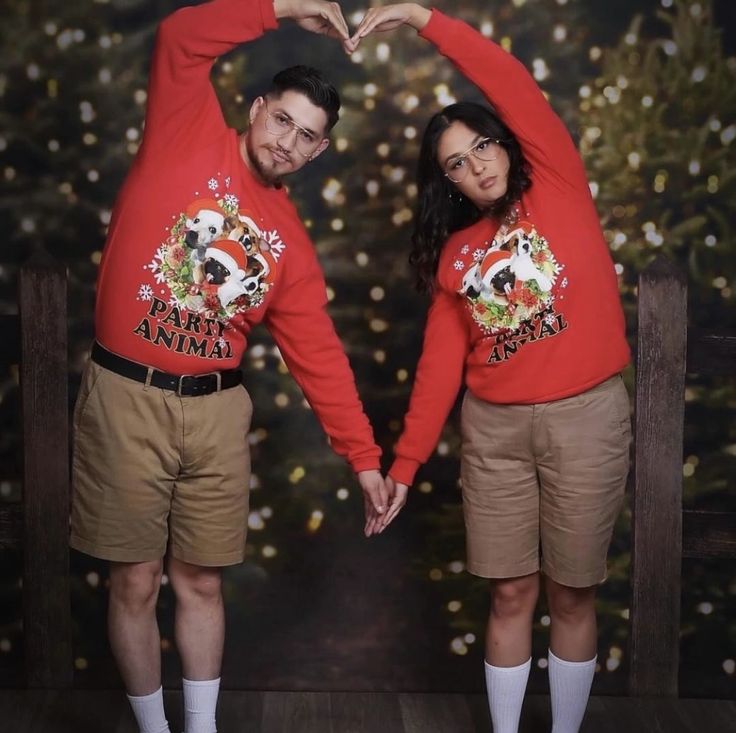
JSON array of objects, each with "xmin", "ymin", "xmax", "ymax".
[{"xmin": 0, "ymin": 0, "xmax": 734, "ymax": 697}]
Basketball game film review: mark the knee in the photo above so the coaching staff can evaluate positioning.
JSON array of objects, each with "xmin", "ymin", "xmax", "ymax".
[
  {"xmin": 546, "ymin": 583, "xmax": 596, "ymax": 622},
  {"xmin": 109, "ymin": 561, "xmax": 162, "ymax": 610},
  {"xmin": 169, "ymin": 562, "xmax": 222, "ymax": 605},
  {"xmin": 490, "ymin": 575, "xmax": 539, "ymax": 620}
]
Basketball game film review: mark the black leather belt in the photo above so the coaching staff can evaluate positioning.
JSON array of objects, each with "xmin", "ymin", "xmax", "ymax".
[{"xmin": 91, "ymin": 342, "xmax": 242, "ymax": 397}]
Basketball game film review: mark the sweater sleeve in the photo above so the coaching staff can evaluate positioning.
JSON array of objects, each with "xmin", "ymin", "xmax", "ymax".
[
  {"xmin": 389, "ymin": 287, "xmax": 470, "ymax": 486},
  {"xmin": 420, "ymin": 9, "xmax": 587, "ymax": 193},
  {"xmin": 142, "ymin": 0, "xmax": 278, "ymax": 158},
  {"xmin": 263, "ymin": 241, "xmax": 381, "ymax": 474}
]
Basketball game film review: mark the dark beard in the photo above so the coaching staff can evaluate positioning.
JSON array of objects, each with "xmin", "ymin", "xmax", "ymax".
[{"xmin": 244, "ymin": 134, "xmax": 283, "ymax": 188}]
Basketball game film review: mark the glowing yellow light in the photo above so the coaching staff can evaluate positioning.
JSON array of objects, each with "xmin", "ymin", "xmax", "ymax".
[
  {"xmin": 307, "ymin": 510, "xmax": 324, "ymax": 532},
  {"xmin": 370, "ymin": 319, "xmax": 389, "ymax": 333},
  {"xmin": 275, "ymin": 393, "xmax": 289, "ymax": 407},
  {"xmin": 289, "ymin": 466, "xmax": 306, "ymax": 483}
]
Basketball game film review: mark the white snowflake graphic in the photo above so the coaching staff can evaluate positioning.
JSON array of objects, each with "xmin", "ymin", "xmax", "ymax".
[
  {"xmin": 224, "ymin": 176, "xmax": 231, "ymax": 188},
  {"xmin": 223, "ymin": 193, "xmax": 239, "ymax": 209},
  {"xmin": 207, "ymin": 178, "xmax": 219, "ymax": 191},
  {"xmin": 168, "ymin": 296, "xmax": 179, "ymax": 307},
  {"xmin": 137, "ymin": 284, "xmax": 154, "ymax": 301},
  {"xmin": 146, "ymin": 246, "xmax": 167, "ymax": 274},
  {"xmin": 460, "ymin": 245, "xmax": 470, "ymax": 255},
  {"xmin": 453, "ymin": 259, "xmax": 465, "ymax": 271},
  {"xmin": 544, "ymin": 313, "xmax": 557, "ymax": 326},
  {"xmin": 472, "ymin": 249, "xmax": 485, "ymax": 262},
  {"xmin": 560, "ymin": 277, "xmax": 569, "ymax": 288},
  {"xmin": 217, "ymin": 337, "xmax": 228, "ymax": 348}
]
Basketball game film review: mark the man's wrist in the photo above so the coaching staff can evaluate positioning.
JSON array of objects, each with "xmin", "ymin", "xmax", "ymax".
[{"xmin": 273, "ymin": 0, "xmax": 294, "ymax": 20}]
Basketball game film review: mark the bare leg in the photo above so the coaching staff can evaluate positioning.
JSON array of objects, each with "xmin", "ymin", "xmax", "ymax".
[
  {"xmin": 545, "ymin": 578, "xmax": 597, "ymax": 661},
  {"xmin": 108, "ymin": 559, "xmax": 164, "ymax": 695},
  {"xmin": 486, "ymin": 572, "xmax": 540, "ymax": 666},
  {"xmin": 167, "ymin": 557, "xmax": 225, "ymax": 680},
  {"xmin": 545, "ymin": 577, "xmax": 598, "ymax": 733}
]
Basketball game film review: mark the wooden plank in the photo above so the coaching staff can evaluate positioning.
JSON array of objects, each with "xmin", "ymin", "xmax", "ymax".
[
  {"xmin": 0, "ymin": 502, "xmax": 23, "ymax": 549},
  {"xmin": 261, "ymin": 690, "xmax": 334, "ymax": 733},
  {"xmin": 399, "ymin": 692, "xmax": 475, "ymax": 733},
  {"xmin": 682, "ymin": 509, "xmax": 736, "ymax": 559},
  {"xmin": 599, "ymin": 696, "xmax": 698, "ymax": 733},
  {"xmin": 686, "ymin": 329, "xmax": 736, "ymax": 376},
  {"xmin": 330, "ymin": 691, "xmax": 405, "ymax": 733},
  {"xmin": 209, "ymin": 690, "xmax": 264, "ymax": 733},
  {"xmin": 629, "ymin": 256, "xmax": 687, "ymax": 697},
  {"xmin": 0, "ymin": 314, "xmax": 21, "ymax": 365},
  {"xmin": 0, "ymin": 689, "xmax": 60, "ymax": 732},
  {"xmin": 19, "ymin": 251, "xmax": 73, "ymax": 689}
]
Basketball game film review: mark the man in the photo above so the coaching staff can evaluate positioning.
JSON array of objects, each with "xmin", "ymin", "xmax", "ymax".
[{"xmin": 70, "ymin": 1, "xmax": 386, "ymax": 731}]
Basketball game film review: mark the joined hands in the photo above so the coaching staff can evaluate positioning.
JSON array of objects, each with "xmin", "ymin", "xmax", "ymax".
[{"xmin": 275, "ymin": 1, "xmax": 432, "ymax": 54}]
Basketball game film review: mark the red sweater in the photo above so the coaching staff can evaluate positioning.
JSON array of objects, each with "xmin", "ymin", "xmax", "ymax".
[
  {"xmin": 389, "ymin": 10, "xmax": 630, "ymax": 486},
  {"xmin": 94, "ymin": 0, "xmax": 380, "ymax": 472}
]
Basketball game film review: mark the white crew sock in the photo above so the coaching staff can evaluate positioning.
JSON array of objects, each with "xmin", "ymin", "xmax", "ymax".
[
  {"xmin": 182, "ymin": 677, "xmax": 220, "ymax": 733},
  {"xmin": 126, "ymin": 686, "xmax": 171, "ymax": 733},
  {"xmin": 484, "ymin": 658, "xmax": 531, "ymax": 733},
  {"xmin": 548, "ymin": 650, "xmax": 597, "ymax": 733}
]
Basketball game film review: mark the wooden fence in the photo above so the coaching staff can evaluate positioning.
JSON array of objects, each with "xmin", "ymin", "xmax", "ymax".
[
  {"xmin": 629, "ymin": 255, "xmax": 736, "ymax": 696},
  {"xmin": 0, "ymin": 253, "xmax": 733, "ymax": 693}
]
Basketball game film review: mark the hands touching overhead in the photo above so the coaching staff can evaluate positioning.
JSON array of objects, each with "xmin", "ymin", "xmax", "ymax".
[{"xmin": 275, "ymin": 1, "xmax": 431, "ymax": 54}]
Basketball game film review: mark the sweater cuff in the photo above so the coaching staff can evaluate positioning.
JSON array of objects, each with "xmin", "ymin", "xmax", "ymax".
[
  {"xmin": 388, "ymin": 457, "xmax": 421, "ymax": 487},
  {"xmin": 418, "ymin": 8, "xmax": 446, "ymax": 45},
  {"xmin": 350, "ymin": 455, "xmax": 382, "ymax": 474},
  {"xmin": 260, "ymin": 0, "xmax": 279, "ymax": 32}
]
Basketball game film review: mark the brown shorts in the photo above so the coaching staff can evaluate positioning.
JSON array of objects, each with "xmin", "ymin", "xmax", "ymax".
[
  {"xmin": 70, "ymin": 359, "xmax": 253, "ymax": 567},
  {"xmin": 460, "ymin": 374, "xmax": 631, "ymax": 587}
]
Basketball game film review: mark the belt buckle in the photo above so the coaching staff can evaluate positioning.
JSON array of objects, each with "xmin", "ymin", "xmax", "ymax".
[{"xmin": 176, "ymin": 372, "xmax": 221, "ymax": 396}]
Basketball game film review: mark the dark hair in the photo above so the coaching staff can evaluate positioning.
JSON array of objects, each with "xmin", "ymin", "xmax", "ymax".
[
  {"xmin": 269, "ymin": 65, "xmax": 340, "ymax": 132},
  {"xmin": 410, "ymin": 102, "xmax": 532, "ymax": 294}
]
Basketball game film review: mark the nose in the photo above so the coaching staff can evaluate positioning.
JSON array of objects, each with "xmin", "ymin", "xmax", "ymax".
[
  {"xmin": 470, "ymin": 155, "xmax": 485, "ymax": 175},
  {"xmin": 277, "ymin": 126, "xmax": 298, "ymax": 151}
]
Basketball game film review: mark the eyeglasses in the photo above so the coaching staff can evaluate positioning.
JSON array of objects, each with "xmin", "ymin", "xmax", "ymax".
[
  {"xmin": 263, "ymin": 100, "xmax": 322, "ymax": 158},
  {"xmin": 444, "ymin": 137, "xmax": 502, "ymax": 183}
]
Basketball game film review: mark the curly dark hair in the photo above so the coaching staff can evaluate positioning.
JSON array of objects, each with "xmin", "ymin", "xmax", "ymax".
[
  {"xmin": 269, "ymin": 65, "xmax": 340, "ymax": 132},
  {"xmin": 410, "ymin": 102, "xmax": 532, "ymax": 293}
]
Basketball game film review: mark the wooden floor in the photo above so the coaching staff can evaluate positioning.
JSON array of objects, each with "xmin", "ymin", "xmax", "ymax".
[{"xmin": 1, "ymin": 690, "xmax": 735, "ymax": 732}]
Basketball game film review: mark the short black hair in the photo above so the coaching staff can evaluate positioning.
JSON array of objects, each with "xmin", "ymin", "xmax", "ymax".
[{"xmin": 269, "ymin": 65, "xmax": 340, "ymax": 132}]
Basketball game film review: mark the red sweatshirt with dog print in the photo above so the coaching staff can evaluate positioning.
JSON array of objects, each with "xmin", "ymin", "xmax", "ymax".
[
  {"xmin": 94, "ymin": 0, "xmax": 380, "ymax": 472},
  {"xmin": 389, "ymin": 10, "xmax": 630, "ymax": 486}
]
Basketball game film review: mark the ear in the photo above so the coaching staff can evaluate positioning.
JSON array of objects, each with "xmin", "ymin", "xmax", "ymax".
[
  {"xmin": 307, "ymin": 138, "xmax": 330, "ymax": 162},
  {"xmin": 249, "ymin": 96, "xmax": 265, "ymax": 125}
]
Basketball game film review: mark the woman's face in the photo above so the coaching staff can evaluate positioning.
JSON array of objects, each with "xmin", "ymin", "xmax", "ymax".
[{"xmin": 436, "ymin": 121, "xmax": 510, "ymax": 209}]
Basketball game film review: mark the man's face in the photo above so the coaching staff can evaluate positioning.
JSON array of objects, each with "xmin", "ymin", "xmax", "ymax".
[{"xmin": 243, "ymin": 91, "xmax": 330, "ymax": 185}]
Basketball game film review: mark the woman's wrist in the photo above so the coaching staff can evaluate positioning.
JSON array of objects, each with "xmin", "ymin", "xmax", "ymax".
[{"xmin": 407, "ymin": 4, "xmax": 432, "ymax": 32}]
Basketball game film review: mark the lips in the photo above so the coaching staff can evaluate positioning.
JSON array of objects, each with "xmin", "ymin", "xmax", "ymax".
[
  {"xmin": 269, "ymin": 148, "xmax": 290, "ymax": 165},
  {"xmin": 480, "ymin": 176, "xmax": 497, "ymax": 190}
]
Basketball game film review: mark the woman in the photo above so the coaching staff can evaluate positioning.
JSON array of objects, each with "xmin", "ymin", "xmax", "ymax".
[{"xmin": 352, "ymin": 6, "xmax": 631, "ymax": 733}]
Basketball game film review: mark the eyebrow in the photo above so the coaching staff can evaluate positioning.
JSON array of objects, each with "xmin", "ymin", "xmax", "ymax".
[
  {"xmin": 272, "ymin": 107, "xmax": 318, "ymax": 137},
  {"xmin": 443, "ymin": 134, "xmax": 485, "ymax": 165}
]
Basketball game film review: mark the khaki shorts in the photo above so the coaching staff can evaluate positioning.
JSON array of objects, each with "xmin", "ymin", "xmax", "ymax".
[
  {"xmin": 460, "ymin": 374, "xmax": 631, "ymax": 587},
  {"xmin": 70, "ymin": 360, "xmax": 253, "ymax": 566}
]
